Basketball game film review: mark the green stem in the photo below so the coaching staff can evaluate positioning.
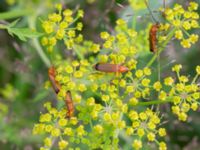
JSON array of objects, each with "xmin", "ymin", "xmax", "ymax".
[
  {"xmin": 137, "ymin": 98, "xmax": 173, "ymax": 106},
  {"xmin": 192, "ymin": 74, "xmax": 199, "ymax": 84},
  {"xmin": 146, "ymin": 29, "xmax": 175, "ymax": 67},
  {"xmin": 28, "ymin": 16, "xmax": 51, "ymax": 67},
  {"xmin": 0, "ymin": 9, "xmax": 33, "ymax": 20},
  {"xmin": 31, "ymin": 38, "xmax": 51, "ymax": 67}
]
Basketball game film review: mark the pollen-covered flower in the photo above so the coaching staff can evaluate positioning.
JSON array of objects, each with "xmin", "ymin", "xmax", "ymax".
[
  {"xmin": 162, "ymin": 2, "xmax": 199, "ymax": 48},
  {"xmin": 41, "ymin": 4, "xmax": 84, "ymax": 51},
  {"xmin": 127, "ymin": 108, "xmax": 167, "ymax": 149},
  {"xmin": 168, "ymin": 65, "xmax": 200, "ymax": 121}
]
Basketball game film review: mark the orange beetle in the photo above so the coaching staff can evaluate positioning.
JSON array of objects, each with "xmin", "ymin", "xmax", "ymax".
[
  {"xmin": 94, "ymin": 63, "xmax": 129, "ymax": 73},
  {"xmin": 65, "ymin": 91, "xmax": 74, "ymax": 118},
  {"xmin": 48, "ymin": 66, "xmax": 61, "ymax": 94},
  {"xmin": 149, "ymin": 23, "xmax": 160, "ymax": 53}
]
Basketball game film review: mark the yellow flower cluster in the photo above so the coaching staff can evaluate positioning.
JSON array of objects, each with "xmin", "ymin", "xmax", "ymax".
[
  {"xmin": 162, "ymin": 2, "xmax": 199, "ymax": 48},
  {"xmin": 125, "ymin": 67, "xmax": 152, "ymax": 103},
  {"xmin": 127, "ymin": 108, "xmax": 167, "ymax": 150},
  {"xmin": 34, "ymin": 5, "xmax": 200, "ymax": 148},
  {"xmin": 33, "ymin": 102, "xmax": 87, "ymax": 150},
  {"xmin": 170, "ymin": 65, "xmax": 200, "ymax": 121},
  {"xmin": 164, "ymin": 65, "xmax": 200, "ymax": 121},
  {"xmin": 41, "ymin": 4, "xmax": 84, "ymax": 52},
  {"xmin": 52, "ymin": 59, "xmax": 91, "ymax": 100},
  {"xmin": 99, "ymin": 19, "xmax": 138, "ymax": 68}
]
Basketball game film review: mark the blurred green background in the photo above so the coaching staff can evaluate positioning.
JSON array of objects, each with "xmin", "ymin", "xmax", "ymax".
[{"xmin": 0, "ymin": 0, "xmax": 200, "ymax": 149}]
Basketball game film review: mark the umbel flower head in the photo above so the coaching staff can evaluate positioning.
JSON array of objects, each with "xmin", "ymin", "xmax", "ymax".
[
  {"xmin": 160, "ymin": 2, "xmax": 199, "ymax": 48},
  {"xmin": 41, "ymin": 4, "xmax": 84, "ymax": 52}
]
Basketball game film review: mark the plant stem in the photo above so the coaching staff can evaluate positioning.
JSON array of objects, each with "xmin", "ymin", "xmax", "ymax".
[
  {"xmin": 146, "ymin": 29, "xmax": 175, "ymax": 67},
  {"xmin": 28, "ymin": 16, "xmax": 51, "ymax": 67},
  {"xmin": 0, "ymin": 9, "xmax": 33, "ymax": 20},
  {"xmin": 137, "ymin": 98, "xmax": 173, "ymax": 106},
  {"xmin": 32, "ymin": 38, "xmax": 51, "ymax": 67}
]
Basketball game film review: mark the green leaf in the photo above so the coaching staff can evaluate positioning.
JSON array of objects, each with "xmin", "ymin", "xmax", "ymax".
[
  {"xmin": 0, "ymin": 9, "xmax": 33, "ymax": 20},
  {"xmin": 8, "ymin": 19, "xmax": 20, "ymax": 28},
  {"xmin": 7, "ymin": 27, "xmax": 43, "ymax": 41}
]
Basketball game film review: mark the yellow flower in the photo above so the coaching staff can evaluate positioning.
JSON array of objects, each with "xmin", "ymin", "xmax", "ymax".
[
  {"xmin": 42, "ymin": 21, "xmax": 53, "ymax": 34},
  {"xmin": 74, "ymin": 71, "xmax": 83, "ymax": 78},
  {"xmin": 67, "ymin": 30, "xmax": 76, "ymax": 38},
  {"xmin": 39, "ymin": 113, "xmax": 52, "ymax": 122},
  {"xmin": 48, "ymin": 13, "xmax": 61, "ymax": 22},
  {"xmin": 173, "ymin": 96, "xmax": 181, "ymax": 104},
  {"xmin": 196, "ymin": 66, "xmax": 200, "ymax": 75},
  {"xmin": 94, "ymin": 125, "xmax": 104, "ymax": 134},
  {"xmin": 143, "ymin": 67, "xmax": 151, "ymax": 76},
  {"xmin": 56, "ymin": 29, "xmax": 65, "ymax": 39},
  {"xmin": 172, "ymin": 64, "xmax": 182, "ymax": 72},
  {"xmin": 135, "ymin": 69, "xmax": 143, "ymax": 78},
  {"xmin": 41, "ymin": 37, "xmax": 48, "ymax": 46},
  {"xmin": 117, "ymin": 120, "xmax": 126, "ymax": 129},
  {"xmin": 77, "ymin": 10, "xmax": 84, "ymax": 18},
  {"xmin": 189, "ymin": 34, "xmax": 199, "ymax": 44},
  {"xmin": 132, "ymin": 140, "xmax": 142, "ymax": 150},
  {"xmin": 44, "ymin": 137, "xmax": 52, "ymax": 147},
  {"xmin": 45, "ymin": 125, "xmax": 53, "ymax": 133},
  {"xmin": 58, "ymin": 140, "xmax": 68, "ymax": 150},
  {"xmin": 188, "ymin": 2, "xmax": 198, "ymax": 11},
  {"xmin": 179, "ymin": 75, "xmax": 188, "ymax": 83},
  {"xmin": 119, "ymin": 79, "xmax": 126, "ymax": 87},
  {"xmin": 137, "ymin": 128, "xmax": 144, "ymax": 137},
  {"xmin": 181, "ymin": 39, "xmax": 191, "ymax": 48},
  {"xmin": 191, "ymin": 102, "xmax": 198, "ymax": 111},
  {"xmin": 147, "ymin": 132, "xmax": 155, "ymax": 141},
  {"xmin": 102, "ymin": 95, "xmax": 110, "ymax": 102},
  {"xmin": 100, "ymin": 31, "xmax": 110, "ymax": 39},
  {"xmin": 129, "ymin": 97, "xmax": 138, "ymax": 105},
  {"xmin": 64, "ymin": 127, "xmax": 73, "ymax": 136},
  {"xmin": 129, "ymin": 110, "xmax": 138, "ymax": 120},
  {"xmin": 78, "ymin": 84, "xmax": 87, "ymax": 92},
  {"xmin": 164, "ymin": 77, "xmax": 174, "ymax": 86},
  {"xmin": 184, "ymin": 11, "xmax": 192, "ymax": 19},
  {"xmin": 172, "ymin": 106, "xmax": 180, "ymax": 115},
  {"xmin": 175, "ymin": 30, "xmax": 183, "ymax": 39},
  {"xmin": 69, "ymin": 117, "xmax": 78, "ymax": 125},
  {"xmin": 153, "ymin": 81, "xmax": 162, "ymax": 91},
  {"xmin": 178, "ymin": 112, "xmax": 187, "ymax": 121},
  {"xmin": 76, "ymin": 22, "xmax": 83, "ymax": 31},
  {"xmin": 159, "ymin": 142, "xmax": 167, "ymax": 150},
  {"xmin": 77, "ymin": 125, "xmax": 86, "ymax": 136},
  {"xmin": 103, "ymin": 112, "xmax": 112, "ymax": 122},
  {"xmin": 132, "ymin": 121, "xmax": 140, "ymax": 129},
  {"xmin": 91, "ymin": 43, "xmax": 100, "ymax": 53},
  {"xmin": 58, "ymin": 118, "xmax": 67, "ymax": 127},
  {"xmin": 103, "ymin": 40, "xmax": 112, "ymax": 49},
  {"xmin": 159, "ymin": 91, "xmax": 167, "ymax": 101},
  {"xmin": 126, "ymin": 85, "xmax": 134, "ymax": 93},
  {"xmin": 172, "ymin": 19, "xmax": 181, "ymax": 27},
  {"xmin": 141, "ymin": 78, "xmax": 150, "ymax": 87},
  {"xmin": 116, "ymin": 19, "xmax": 126, "ymax": 26},
  {"xmin": 63, "ymin": 9, "xmax": 72, "ymax": 17},
  {"xmin": 65, "ymin": 65, "xmax": 73, "ymax": 73},
  {"xmin": 158, "ymin": 128, "xmax": 166, "ymax": 137},
  {"xmin": 182, "ymin": 21, "xmax": 191, "ymax": 30},
  {"xmin": 51, "ymin": 128, "xmax": 61, "ymax": 137},
  {"xmin": 191, "ymin": 20, "xmax": 199, "ymax": 28},
  {"xmin": 126, "ymin": 127, "xmax": 134, "ymax": 135},
  {"xmin": 55, "ymin": 3, "xmax": 62, "ymax": 11}
]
